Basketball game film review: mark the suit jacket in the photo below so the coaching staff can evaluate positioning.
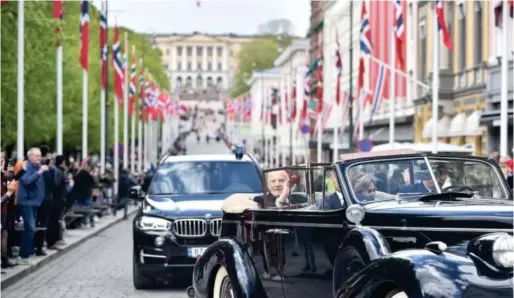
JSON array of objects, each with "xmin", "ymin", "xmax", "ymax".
[
  {"xmin": 317, "ymin": 193, "xmax": 343, "ymax": 210},
  {"xmin": 253, "ymin": 193, "xmax": 277, "ymax": 208}
]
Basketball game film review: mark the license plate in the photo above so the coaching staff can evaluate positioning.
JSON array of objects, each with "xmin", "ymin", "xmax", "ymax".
[{"xmin": 187, "ymin": 247, "xmax": 207, "ymax": 258}]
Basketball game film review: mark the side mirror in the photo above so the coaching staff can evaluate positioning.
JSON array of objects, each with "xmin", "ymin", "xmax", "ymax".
[{"xmin": 129, "ymin": 185, "xmax": 142, "ymax": 200}]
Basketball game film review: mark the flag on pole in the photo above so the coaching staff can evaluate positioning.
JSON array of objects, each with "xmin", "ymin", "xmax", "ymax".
[
  {"xmin": 290, "ymin": 70, "xmax": 297, "ymax": 121},
  {"xmin": 316, "ymin": 38, "xmax": 324, "ymax": 114},
  {"xmin": 129, "ymin": 47, "xmax": 137, "ymax": 116},
  {"xmin": 434, "ymin": 0, "xmax": 453, "ymax": 50},
  {"xmin": 53, "ymin": 0, "xmax": 63, "ymax": 47},
  {"xmin": 100, "ymin": 2, "xmax": 107, "ymax": 89},
  {"xmin": 334, "ymin": 30, "xmax": 342, "ymax": 105},
  {"xmin": 494, "ymin": 0, "xmax": 514, "ymax": 26},
  {"xmin": 369, "ymin": 64, "xmax": 386, "ymax": 123},
  {"xmin": 393, "ymin": 0, "xmax": 405, "ymax": 69},
  {"xmin": 299, "ymin": 60, "xmax": 311, "ymax": 134},
  {"xmin": 79, "ymin": 0, "xmax": 89, "ymax": 71},
  {"xmin": 358, "ymin": 1, "xmax": 373, "ymax": 106},
  {"xmin": 0, "ymin": 0, "xmax": 7, "ymax": 7},
  {"xmin": 113, "ymin": 26, "xmax": 124, "ymax": 107}
]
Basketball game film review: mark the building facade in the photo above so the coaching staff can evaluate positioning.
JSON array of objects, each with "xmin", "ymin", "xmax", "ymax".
[
  {"xmin": 153, "ymin": 32, "xmax": 253, "ymax": 102},
  {"xmin": 273, "ymin": 39, "xmax": 310, "ymax": 165},
  {"xmin": 413, "ymin": 1, "xmax": 492, "ymax": 156},
  {"xmin": 482, "ymin": 1, "xmax": 514, "ymax": 155}
]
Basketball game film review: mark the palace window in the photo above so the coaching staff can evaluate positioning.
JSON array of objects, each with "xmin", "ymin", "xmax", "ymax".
[
  {"xmin": 419, "ymin": 19, "xmax": 427, "ymax": 82},
  {"xmin": 474, "ymin": 1, "xmax": 483, "ymax": 65},
  {"xmin": 176, "ymin": 46, "xmax": 182, "ymax": 56},
  {"xmin": 187, "ymin": 46, "xmax": 193, "ymax": 56},
  {"xmin": 217, "ymin": 46, "xmax": 223, "ymax": 57},
  {"xmin": 458, "ymin": 1, "xmax": 466, "ymax": 70},
  {"xmin": 207, "ymin": 47, "xmax": 213, "ymax": 57}
]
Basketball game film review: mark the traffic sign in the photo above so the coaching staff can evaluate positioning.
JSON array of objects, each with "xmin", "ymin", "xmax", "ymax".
[
  {"xmin": 300, "ymin": 124, "xmax": 310, "ymax": 134},
  {"xmin": 357, "ymin": 138, "xmax": 373, "ymax": 152}
]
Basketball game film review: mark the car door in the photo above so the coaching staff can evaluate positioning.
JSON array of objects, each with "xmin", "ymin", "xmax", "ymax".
[{"xmin": 236, "ymin": 165, "xmax": 346, "ymax": 298}]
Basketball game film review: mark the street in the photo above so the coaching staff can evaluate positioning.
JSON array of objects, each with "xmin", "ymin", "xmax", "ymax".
[{"xmin": 1, "ymin": 136, "xmax": 231, "ymax": 298}]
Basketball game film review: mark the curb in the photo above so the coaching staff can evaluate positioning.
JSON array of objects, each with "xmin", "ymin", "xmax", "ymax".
[{"xmin": 1, "ymin": 208, "xmax": 138, "ymax": 290}]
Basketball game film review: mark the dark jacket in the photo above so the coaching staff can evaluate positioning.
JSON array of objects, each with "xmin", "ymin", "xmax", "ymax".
[
  {"xmin": 42, "ymin": 166, "xmax": 56, "ymax": 201},
  {"xmin": 18, "ymin": 162, "xmax": 45, "ymax": 206},
  {"xmin": 70, "ymin": 169, "xmax": 95, "ymax": 201},
  {"xmin": 118, "ymin": 172, "xmax": 137, "ymax": 198},
  {"xmin": 53, "ymin": 166, "xmax": 67, "ymax": 204}
]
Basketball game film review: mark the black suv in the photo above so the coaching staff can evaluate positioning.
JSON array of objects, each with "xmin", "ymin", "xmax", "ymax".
[{"xmin": 131, "ymin": 153, "xmax": 262, "ymax": 289}]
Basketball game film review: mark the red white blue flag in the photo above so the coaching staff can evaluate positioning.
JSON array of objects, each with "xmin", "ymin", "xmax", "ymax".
[
  {"xmin": 100, "ymin": 1, "xmax": 107, "ymax": 89},
  {"xmin": 80, "ymin": 0, "xmax": 89, "ymax": 71},
  {"xmin": 113, "ymin": 26, "xmax": 124, "ymax": 107}
]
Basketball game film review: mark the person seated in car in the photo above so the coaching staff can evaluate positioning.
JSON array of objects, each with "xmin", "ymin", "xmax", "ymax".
[
  {"xmin": 222, "ymin": 172, "xmax": 253, "ymax": 193},
  {"xmin": 253, "ymin": 170, "xmax": 291, "ymax": 209},
  {"xmin": 351, "ymin": 172, "xmax": 377, "ymax": 202},
  {"xmin": 317, "ymin": 171, "xmax": 343, "ymax": 210},
  {"xmin": 395, "ymin": 165, "xmax": 449, "ymax": 194}
]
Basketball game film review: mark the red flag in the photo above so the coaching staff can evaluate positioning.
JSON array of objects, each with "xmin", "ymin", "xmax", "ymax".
[
  {"xmin": 316, "ymin": 39, "xmax": 324, "ymax": 114},
  {"xmin": 393, "ymin": 0, "xmax": 406, "ymax": 69},
  {"xmin": 100, "ymin": 2, "xmax": 107, "ymax": 89},
  {"xmin": 113, "ymin": 26, "xmax": 124, "ymax": 107},
  {"xmin": 129, "ymin": 48, "xmax": 137, "ymax": 116},
  {"xmin": 79, "ymin": 0, "xmax": 89, "ymax": 71},
  {"xmin": 434, "ymin": 0, "xmax": 453, "ymax": 50},
  {"xmin": 290, "ymin": 72, "xmax": 297, "ymax": 121},
  {"xmin": 334, "ymin": 31, "xmax": 342, "ymax": 105},
  {"xmin": 1, "ymin": 0, "xmax": 8, "ymax": 7},
  {"xmin": 54, "ymin": 0, "xmax": 63, "ymax": 47}
]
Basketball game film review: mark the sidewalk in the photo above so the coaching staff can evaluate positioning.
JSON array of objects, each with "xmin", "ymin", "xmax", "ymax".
[{"xmin": 0, "ymin": 205, "xmax": 139, "ymax": 290}]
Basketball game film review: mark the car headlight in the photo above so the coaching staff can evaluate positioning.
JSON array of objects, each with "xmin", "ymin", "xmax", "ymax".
[
  {"xmin": 492, "ymin": 235, "xmax": 514, "ymax": 268},
  {"xmin": 137, "ymin": 216, "xmax": 171, "ymax": 231}
]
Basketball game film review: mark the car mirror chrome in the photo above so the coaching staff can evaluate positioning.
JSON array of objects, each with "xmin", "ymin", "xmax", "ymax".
[
  {"xmin": 425, "ymin": 241, "xmax": 448, "ymax": 254},
  {"xmin": 346, "ymin": 204, "xmax": 365, "ymax": 226}
]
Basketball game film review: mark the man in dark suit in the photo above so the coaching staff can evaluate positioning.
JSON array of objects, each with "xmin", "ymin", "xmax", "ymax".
[{"xmin": 317, "ymin": 171, "xmax": 344, "ymax": 210}]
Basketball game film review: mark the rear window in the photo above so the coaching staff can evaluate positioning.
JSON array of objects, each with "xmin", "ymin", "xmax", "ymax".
[{"xmin": 148, "ymin": 161, "xmax": 262, "ymax": 195}]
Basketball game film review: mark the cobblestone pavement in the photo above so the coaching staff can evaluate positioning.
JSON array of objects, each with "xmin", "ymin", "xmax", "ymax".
[{"xmin": 1, "ymin": 216, "xmax": 190, "ymax": 298}]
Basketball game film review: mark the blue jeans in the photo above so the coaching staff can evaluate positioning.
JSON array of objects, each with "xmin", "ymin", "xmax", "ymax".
[
  {"xmin": 298, "ymin": 227, "xmax": 316, "ymax": 269},
  {"xmin": 76, "ymin": 197, "xmax": 94, "ymax": 227},
  {"xmin": 19, "ymin": 205, "xmax": 37, "ymax": 258},
  {"xmin": 113, "ymin": 197, "xmax": 128, "ymax": 218}
]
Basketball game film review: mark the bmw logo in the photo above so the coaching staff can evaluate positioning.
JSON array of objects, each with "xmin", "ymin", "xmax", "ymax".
[{"xmin": 205, "ymin": 213, "xmax": 212, "ymax": 219}]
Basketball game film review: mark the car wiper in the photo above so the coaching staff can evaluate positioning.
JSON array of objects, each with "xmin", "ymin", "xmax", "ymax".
[{"xmin": 418, "ymin": 192, "xmax": 473, "ymax": 202}]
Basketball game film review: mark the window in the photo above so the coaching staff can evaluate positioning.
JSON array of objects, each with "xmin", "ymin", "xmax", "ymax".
[
  {"xmin": 187, "ymin": 46, "xmax": 193, "ymax": 56},
  {"xmin": 229, "ymin": 49, "xmax": 234, "ymax": 57},
  {"xmin": 177, "ymin": 62, "xmax": 182, "ymax": 71},
  {"xmin": 217, "ymin": 62, "xmax": 222, "ymax": 71},
  {"xmin": 217, "ymin": 46, "xmax": 223, "ymax": 57},
  {"xmin": 197, "ymin": 63, "xmax": 202, "ymax": 71},
  {"xmin": 148, "ymin": 161, "xmax": 262, "ymax": 195},
  {"xmin": 207, "ymin": 46, "xmax": 213, "ymax": 56},
  {"xmin": 447, "ymin": 2, "xmax": 454, "ymax": 70},
  {"xmin": 177, "ymin": 46, "xmax": 183, "ymax": 56},
  {"xmin": 419, "ymin": 19, "xmax": 427, "ymax": 82},
  {"xmin": 186, "ymin": 76, "xmax": 192, "ymax": 87},
  {"xmin": 163, "ymin": 64, "xmax": 168, "ymax": 71},
  {"xmin": 176, "ymin": 77, "xmax": 182, "ymax": 86},
  {"xmin": 474, "ymin": 1, "xmax": 483, "ymax": 66},
  {"xmin": 187, "ymin": 62, "xmax": 192, "ymax": 71},
  {"xmin": 458, "ymin": 2, "xmax": 466, "ymax": 70},
  {"xmin": 207, "ymin": 62, "xmax": 212, "ymax": 71},
  {"xmin": 207, "ymin": 77, "xmax": 213, "ymax": 86},
  {"xmin": 166, "ymin": 48, "xmax": 170, "ymax": 56},
  {"xmin": 197, "ymin": 46, "xmax": 203, "ymax": 56},
  {"xmin": 216, "ymin": 77, "xmax": 223, "ymax": 87}
]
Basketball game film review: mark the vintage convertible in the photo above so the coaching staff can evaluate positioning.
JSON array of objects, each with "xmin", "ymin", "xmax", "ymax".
[{"xmin": 190, "ymin": 149, "xmax": 514, "ymax": 298}]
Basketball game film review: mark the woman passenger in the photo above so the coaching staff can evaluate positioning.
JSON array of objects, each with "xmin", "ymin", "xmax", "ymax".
[{"xmin": 351, "ymin": 172, "xmax": 377, "ymax": 202}]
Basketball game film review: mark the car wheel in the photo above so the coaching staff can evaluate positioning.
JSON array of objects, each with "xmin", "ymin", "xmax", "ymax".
[
  {"xmin": 213, "ymin": 266, "xmax": 235, "ymax": 298},
  {"xmin": 332, "ymin": 246, "xmax": 370, "ymax": 296},
  {"xmin": 133, "ymin": 257, "xmax": 154, "ymax": 290},
  {"xmin": 385, "ymin": 289, "xmax": 408, "ymax": 298}
]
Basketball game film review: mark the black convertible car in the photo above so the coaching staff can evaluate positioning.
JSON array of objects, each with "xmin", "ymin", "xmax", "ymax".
[
  {"xmin": 131, "ymin": 153, "xmax": 262, "ymax": 289},
  {"xmin": 191, "ymin": 149, "xmax": 513, "ymax": 298}
]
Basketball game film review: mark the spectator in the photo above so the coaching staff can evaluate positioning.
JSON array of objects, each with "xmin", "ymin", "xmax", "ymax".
[
  {"xmin": 490, "ymin": 151, "xmax": 501, "ymax": 164},
  {"xmin": 34, "ymin": 146, "xmax": 55, "ymax": 257},
  {"xmin": 1, "ymin": 149, "xmax": 17, "ymax": 269},
  {"xmin": 116, "ymin": 168, "xmax": 137, "ymax": 219},
  {"xmin": 46, "ymin": 155, "xmax": 67, "ymax": 249},
  {"xmin": 70, "ymin": 161, "xmax": 95, "ymax": 228},
  {"xmin": 18, "ymin": 147, "xmax": 48, "ymax": 265}
]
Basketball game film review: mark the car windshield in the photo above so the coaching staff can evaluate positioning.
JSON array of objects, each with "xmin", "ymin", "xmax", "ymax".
[
  {"xmin": 148, "ymin": 161, "xmax": 262, "ymax": 195},
  {"xmin": 343, "ymin": 157, "xmax": 509, "ymax": 202}
]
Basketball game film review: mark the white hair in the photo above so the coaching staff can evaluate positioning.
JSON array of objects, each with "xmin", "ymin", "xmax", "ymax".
[
  {"xmin": 267, "ymin": 170, "xmax": 288, "ymax": 182},
  {"xmin": 27, "ymin": 147, "xmax": 40, "ymax": 157}
]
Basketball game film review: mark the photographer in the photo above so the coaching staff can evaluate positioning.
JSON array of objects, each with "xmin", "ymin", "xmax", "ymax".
[{"xmin": 1, "ymin": 149, "xmax": 17, "ymax": 269}]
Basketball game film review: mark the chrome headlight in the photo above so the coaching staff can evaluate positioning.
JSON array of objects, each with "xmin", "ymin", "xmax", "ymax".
[
  {"xmin": 492, "ymin": 235, "xmax": 514, "ymax": 268},
  {"xmin": 137, "ymin": 216, "xmax": 171, "ymax": 231},
  {"xmin": 346, "ymin": 204, "xmax": 365, "ymax": 225}
]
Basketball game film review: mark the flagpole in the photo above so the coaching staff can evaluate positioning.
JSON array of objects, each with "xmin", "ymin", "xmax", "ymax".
[
  {"xmin": 316, "ymin": 117, "xmax": 322, "ymax": 162},
  {"xmin": 56, "ymin": 39, "xmax": 63, "ymax": 154},
  {"xmin": 104, "ymin": 0, "xmax": 110, "ymax": 172},
  {"xmin": 389, "ymin": 4, "xmax": 396, "ymax": 146},
  {"xmin": 82, "ymin": 71, "xmax": 88, "ymax": 159},
  {"xmin": 500, "ymin": 0, "xmax": 509, "ymax": 157},
  {"xmin": 123, "ymin": 32, "xmax": 129, "ymax": 170},
  {"xmin": 431, "ymin": 4, "xmax": 440, "ymax": 154},
  {"xmin": 348, "ymin": 0, "xmax": 355, "ymax": 152},
  {"xmin": 100, "ymin": 1, "xmax": 106, "ymax": 174},
  {"xmin": 16, "ymin": 0, "xmax": 24, "ymax": 160},
  {"xmin": 359, "ymin": 92, "xmax": 364, "ymax": 140}
]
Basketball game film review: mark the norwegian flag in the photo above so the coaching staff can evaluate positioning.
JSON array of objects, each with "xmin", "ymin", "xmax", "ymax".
[
  {"xmin": 1, "ymin": 0, "xmax": 7, "ymax": 7},
  {"xmin": 79, "ymin": 0, "xmax": 89, "ymax": 71},
  {"xmin": 142, "ymin": 80, "xmax": 151, "ymax": 120},
  {"xmin": 290, "ymin": 71, "xmax": 297, "ymax": 122},
  {"xmin": 434, "ymin": 0, "xmax": 453, "ymax": 50},
  {"xmin": 99, "ymin": 1, "xmax": 107, "ymax": 89},
  {"xmin": 359, "ymin": 2, "xmax": 373, "ymax": 106},
  {"xmin": 54, "ymin": 0, "xmax": 63, "ymax": 47},
  {"xmin": 284, "ymin": 80, "xmax": 290, "ymax": 123},
  {"xmin": 335, "ymin": 31, "xmax": 342, "ymax": 105},
  {"xmin": 270, "ymin": 88, "xmax": 279, "ymax": 129},
  {"xmin": 129, "ymin": 48, "xmax": 137, "ymax": 116},
  {"xmin": 393, "ymin": 0, "xmax": 406, "ymax": 69},
  {"xmin": 226, "ymin": 99, "xmax": 235, "ymax": 121},
  {"xmin": 369, "ymin": 64, "xmax": 387, "ymax": 123},
  {"xmin": 316, "ymin": 38, "xmax": 324, "ymax": 114},
  {"xmin": 113, "ymin": 26, "xmax": 124, "ymax": 107},
  {"xmin": 494, "ymin": 0, "xmax": 514, "ymax": 27},
  {"xmin": 243, "ymin": 96, "xmax": 252, "ymax": 123},
  {"xmin": 298, "ymin": 60, "xmax": 310, "ymax": 133}
]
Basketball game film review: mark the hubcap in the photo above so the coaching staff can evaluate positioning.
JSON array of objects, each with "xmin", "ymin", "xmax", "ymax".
[{"xmin": 220, "ymin": 276, "xmax": 234, "ymax": 298}]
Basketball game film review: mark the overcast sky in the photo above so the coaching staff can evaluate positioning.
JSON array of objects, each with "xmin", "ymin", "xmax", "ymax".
[{"xmin": 91, "ymin": 0, "xmax": 311, "ymax": 36}]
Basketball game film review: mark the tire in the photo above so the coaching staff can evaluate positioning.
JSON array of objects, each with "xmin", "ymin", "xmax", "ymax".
[
  {"xmin": 386, "ymin": 290, "xmax": 408, "ymax": 298},
  {"xmin": 213, "ymin": 266, "xmax": 235, "ymax": 298},
  {"xmin": 332, "ymin": 246, "xmax": 370, "ymax": 296},
  {"xmin": 133, "ymin": 257, "xmax": 155, "ymax": 290}
]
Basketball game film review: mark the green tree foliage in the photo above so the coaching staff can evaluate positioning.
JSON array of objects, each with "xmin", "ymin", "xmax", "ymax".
[
  {"xmin": 1, "ymin": 1, "xmax": 169, "ymax": 151},
  {"xmin": 230, "ymin": 36, "xmax": 294, "ymax": 98}
]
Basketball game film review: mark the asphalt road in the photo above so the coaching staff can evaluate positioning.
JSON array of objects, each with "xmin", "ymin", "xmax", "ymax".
[{"xmin": 2, "ymin": 136, "xmax": 231, "ymax": 298}]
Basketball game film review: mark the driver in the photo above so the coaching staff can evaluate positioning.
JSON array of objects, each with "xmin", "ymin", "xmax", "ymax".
[
  {"xmin": 222, "ymin": 172, "xmax": 252, "ymax": 193},
  {"xmin": 253, "ymin": 170, "xmax": 291, "ymax": 209},
  {"xmin": 395, "ymin": 165, "xmax": 448, "ymax": 194}
]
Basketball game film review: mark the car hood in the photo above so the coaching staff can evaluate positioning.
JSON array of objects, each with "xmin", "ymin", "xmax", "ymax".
[
  {"xmin": 362, "ymin": 200, "xmax": 514, "ymax": 231},
  {"xmin": 143, "ymin": 193, "xmax": 261, "ymax": 219}
]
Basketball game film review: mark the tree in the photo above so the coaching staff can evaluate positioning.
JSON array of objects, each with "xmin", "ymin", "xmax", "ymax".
[
  {"xmin": 0, "ymin": 1, "xmax": 169, "ymax": 152},
  {"xmin": 257, "ymin": 19, "xmax": 295, "ymax": 36},
  {"xmin": 230, "ymin": 36, "xmax": 294, "ymax": 97}
]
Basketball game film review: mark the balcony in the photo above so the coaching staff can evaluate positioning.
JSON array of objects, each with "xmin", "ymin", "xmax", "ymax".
[
  {"xmin": 481, "ymin": 58, "xmax": 514, "ymax": 125},
  {"xmin": 453, "ymin": 63, "xmax": 488, "ymax": 92}
]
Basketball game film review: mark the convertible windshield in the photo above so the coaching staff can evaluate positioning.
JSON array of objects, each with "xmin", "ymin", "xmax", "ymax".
[
  {"xmin": 343, "ymin": 157, "xmax": 509, "ymax": 202},
  {"xmin": 148, "ymin": 161, "xmax": 262, "ymax": 195}
]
